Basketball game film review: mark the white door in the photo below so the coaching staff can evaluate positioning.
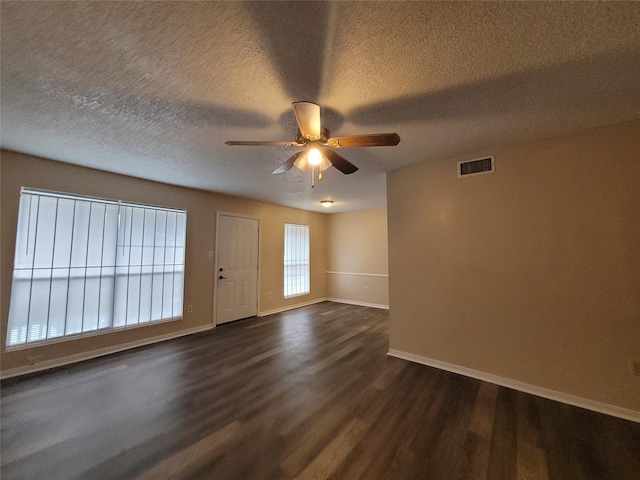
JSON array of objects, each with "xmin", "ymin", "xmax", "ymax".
[{"xmin": 216, "ymin": 214, "xmax": 259, "ymax": 325}]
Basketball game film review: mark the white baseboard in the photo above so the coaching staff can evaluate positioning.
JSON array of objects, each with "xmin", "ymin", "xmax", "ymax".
[
  {"xmin": 1, "ymin": 325, "xmax": 213, "ymax": 380},
  {"xmin": 326, "ymin": 297, "xmax": 389, "ymax": 310},
  {"xmin": 388, "ymin": 349, "xmax": 640, "ymax": 424},
  {"xmin": 258, "ymin": 297, "xmax": 327, "ymax": 317}
]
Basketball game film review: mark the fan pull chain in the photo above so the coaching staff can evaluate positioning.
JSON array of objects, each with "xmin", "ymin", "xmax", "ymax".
[{"xmin": 310, "ymin": 165, "xmax": 324, "ymax": 188}]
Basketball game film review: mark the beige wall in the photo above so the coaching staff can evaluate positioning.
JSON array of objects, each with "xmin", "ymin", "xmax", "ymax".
[
  {"xmin": 387, "ymin": 120, "xmax": 640, "ymax": 412},
  {"xmin": 326, "ymin": 208, "xmax": 389, "ymax": 308},
  {"xmin": 1, "ymin": 150, "xmax": 326, "ymax": 373}
]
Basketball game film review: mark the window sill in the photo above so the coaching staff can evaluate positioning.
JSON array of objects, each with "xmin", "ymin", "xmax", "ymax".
[
  {"xmin": 5, "ymin": 316, "xmax": 183, "ymax": 351},
  {"xmin": 284, "ymin": 292, "xmax": 310, "ymax": 300}
]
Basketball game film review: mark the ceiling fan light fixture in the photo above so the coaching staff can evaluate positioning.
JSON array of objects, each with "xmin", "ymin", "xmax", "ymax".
[
  {"xmin": 319, "ymin": 156, "xmax": 331, "ymax": 171},
  {"xmin": 320, "ymin": 199, "xmax": 334, "ymax": 208},
  {"xmin": 308, "ymin": 147, "xmax": 322, "ymax": 165}
]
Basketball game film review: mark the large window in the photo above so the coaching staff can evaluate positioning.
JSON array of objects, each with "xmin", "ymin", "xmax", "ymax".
[
  {"xmin": 284, "ymin": 223, "xmax": 310, "ymax": 298},
  {"xmin": 7, "ymin": 188, "xmax": 186, "ymax": 347}
]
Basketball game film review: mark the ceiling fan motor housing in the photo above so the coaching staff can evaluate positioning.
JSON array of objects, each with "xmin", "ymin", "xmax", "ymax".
[{"xmin": 296, "ymin": 127, "xmax": 331, "ymax": 145}]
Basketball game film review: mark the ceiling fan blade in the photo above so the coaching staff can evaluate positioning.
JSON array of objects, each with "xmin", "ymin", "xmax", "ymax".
[
  {"xmin": 292, "ymin": 101, "xmax": 321, "ymax": 140},
  {"xmin": 322, "ymin": 149, "xmax": 359, "ymax": 175},
  {"xmin": 326, "ymin": 133, "xmax": 400, "ymax": 148},
  {"xmin": 226, "ymin": 140, "xmax": 301, "ymax": 147},
  {"xmin": 272, "ymin": 151, "xmax": 305, "ymax": 174}
]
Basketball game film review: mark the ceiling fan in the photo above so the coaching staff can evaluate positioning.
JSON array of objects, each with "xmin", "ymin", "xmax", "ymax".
[{"xmin": 225, "ymin": 102, "xmax": 400, "ymax": 182}]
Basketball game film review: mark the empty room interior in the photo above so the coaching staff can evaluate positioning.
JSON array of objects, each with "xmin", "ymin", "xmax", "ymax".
[{"xmin": 1, "ymin": 2, "xmax": 639, "ymax": 479}]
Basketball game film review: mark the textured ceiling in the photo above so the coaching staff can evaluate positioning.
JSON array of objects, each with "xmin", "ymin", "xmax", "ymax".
[{"xmin": 2, "ymin": 1, "xmax": 639, "ymax": 212}]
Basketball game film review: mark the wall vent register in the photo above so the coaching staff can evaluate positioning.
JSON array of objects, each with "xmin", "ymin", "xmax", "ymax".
[{"xmin": 457, "ymin": 156, "xmax": 495, "ymax": 178}]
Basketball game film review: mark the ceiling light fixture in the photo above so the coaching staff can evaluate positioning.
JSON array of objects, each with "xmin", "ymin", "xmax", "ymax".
[
  {"xmin": 320, "ymin": 199, "xmax": 334, "ymax": 207},
  {"xmin": 300, "ymin": 145, "xmax": 331, "ymax": 188},
  {"xmin": 308, "ymin": 147, "xmax": 322, "ymax": 166}
]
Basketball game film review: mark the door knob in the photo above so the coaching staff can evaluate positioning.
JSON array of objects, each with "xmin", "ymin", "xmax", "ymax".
[{"xmin": 219, "ymin": 275, "xmax": 227, "ymax": 280}]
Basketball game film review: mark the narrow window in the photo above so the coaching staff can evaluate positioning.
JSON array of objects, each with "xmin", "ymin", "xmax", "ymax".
[
  {"xmin": 6, "ymin": 188, "xmax": 187, "ymax": 347},
  {"xmin": 284, "ymin": 223, "xmax": 309, "ymax": 298}
]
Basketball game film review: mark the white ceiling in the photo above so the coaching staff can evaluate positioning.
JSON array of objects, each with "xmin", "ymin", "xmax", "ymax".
[{"xmin": 2, "ymin": 1, "xmax": 639, "ymax": 213}]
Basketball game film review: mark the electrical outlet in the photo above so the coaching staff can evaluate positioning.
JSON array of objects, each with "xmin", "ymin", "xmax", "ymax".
[
  {"xmin": 187, "ymin": 305, "xmax": 193, "ymax": 313},
  {"xmin": 629, "ymin": 359, "xmax": 640, "ymax": 376},
  {"xmin": 26, "ymin": 355, "xmax": 43, "ymax": 365}
]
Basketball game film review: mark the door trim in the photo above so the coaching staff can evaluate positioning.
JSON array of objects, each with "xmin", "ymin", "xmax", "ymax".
[{"xmin": 213, "ymin": 212, "xmax": 261, "ymax": 327}]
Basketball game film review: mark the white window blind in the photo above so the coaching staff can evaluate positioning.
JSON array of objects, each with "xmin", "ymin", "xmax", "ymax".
[
  {"xmin": 7, "ymin": 188, "xmax": 186, "ymax": 347},
  {"xmin": 284, "ymin": 223, "xmax": 309, "ymax": 298}
]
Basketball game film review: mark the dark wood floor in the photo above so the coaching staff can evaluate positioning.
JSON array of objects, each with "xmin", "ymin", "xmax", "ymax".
[{"xmin": 1, "ymin": 302, "xmax": 639, "ymax": 480}]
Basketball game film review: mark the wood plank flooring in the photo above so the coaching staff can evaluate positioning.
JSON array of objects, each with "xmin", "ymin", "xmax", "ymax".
[{"xmin": 1, "ymin": 302, "xmax": 639, "ymax": 479}]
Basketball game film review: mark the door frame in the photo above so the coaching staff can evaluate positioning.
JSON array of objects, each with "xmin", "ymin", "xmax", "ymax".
[{"xmin": 212, "ymin": 211, "xmax": 261, "ymax": 327}]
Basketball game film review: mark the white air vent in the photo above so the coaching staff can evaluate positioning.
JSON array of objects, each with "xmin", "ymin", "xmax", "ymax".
[{"xmin": 457, "ymin": 156, "xmax": 494, "ymax": 178}]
